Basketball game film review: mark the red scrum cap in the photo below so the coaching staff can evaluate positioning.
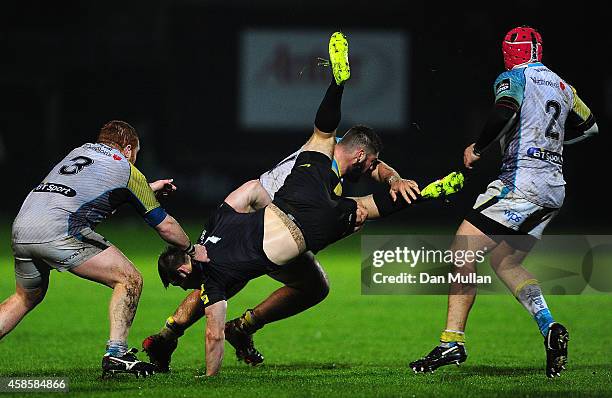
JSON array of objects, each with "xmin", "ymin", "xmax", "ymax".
[{"xmin": 502, "ymin": 26, "xmax": 543, "ymax": 70}]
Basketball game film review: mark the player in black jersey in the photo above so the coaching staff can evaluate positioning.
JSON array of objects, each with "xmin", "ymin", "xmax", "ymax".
[
  {"xmin": 155, "ymin": 32, "xmax": 367, "ymax": 376},
  {"xmin": 153, "ymin": 32, "xmax": 464, "ymax": 376}
]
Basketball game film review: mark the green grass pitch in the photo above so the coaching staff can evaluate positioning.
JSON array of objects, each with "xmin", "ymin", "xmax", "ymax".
[{"xmin": 0, "ymin": 221, "xmax": 610, "ymax": 397}]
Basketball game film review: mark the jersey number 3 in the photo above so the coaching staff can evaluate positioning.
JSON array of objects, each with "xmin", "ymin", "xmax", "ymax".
[
  {"xmin": 544, "ymin": 100, "xmax": 561, "ymax": 140},
  {"xmin": 59, "ymin": 156, "xmax": 94, "ymax": 175}
]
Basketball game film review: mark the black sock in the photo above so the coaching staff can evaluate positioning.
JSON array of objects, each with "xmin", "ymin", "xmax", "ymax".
[
  {"xmin": 314, "ymin": 79, "xmax": 344, "ymax": 133},
  {"xmin": 372, "ymin": 190, "xmax": 427, "ymax": 217}
]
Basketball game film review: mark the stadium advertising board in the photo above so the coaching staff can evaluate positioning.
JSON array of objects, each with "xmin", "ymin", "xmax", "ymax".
[{"xmin": 240, "ymin": 29, "xmax": 408, "ymax": 130}]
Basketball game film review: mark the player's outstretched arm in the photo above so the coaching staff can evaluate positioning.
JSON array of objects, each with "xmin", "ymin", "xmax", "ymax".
[
  {"xmin": 154, "ymin": 215, "xmax": 190, "ymax": 248},
  {"xmin": 155, "ymin": 215, "xmax": 208, "ymax": 263},
  {"xmin": 204, "ymin": 300, "xmax": 227, "ymax": 376},
  {"xmin": 124, "ymin": 163, "xmax": 208, "ymax": 262}
]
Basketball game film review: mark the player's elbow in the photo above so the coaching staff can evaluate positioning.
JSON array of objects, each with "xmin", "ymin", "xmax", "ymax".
[
  {"xmin": 564, "ymin": 121, "xmax": 599, "ymax": 145},
  {"xmin": 585, "ymin": 121, "xmax": 599, "ymax": 136},
  {"xmin": 154, "ymin": 214, "xmax": 175, "ymax": 235}
]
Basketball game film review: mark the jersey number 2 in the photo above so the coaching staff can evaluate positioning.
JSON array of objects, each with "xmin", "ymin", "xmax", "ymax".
[
  {"xmin": 59, "ymin": 156, "xmax": 94, "ymax": 175},
  {"xmin": 545, "ymin": 100, "xmax": 561, "ymax": 140}
]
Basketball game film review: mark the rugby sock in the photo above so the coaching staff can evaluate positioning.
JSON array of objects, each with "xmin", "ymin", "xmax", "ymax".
[
  {"xmin": 159, "ymin": 316, "xmax": 185, "ymax": 340},
  {"xmin": 105, "ymin": 340, "xmax": 128, "ymax": 357},
  {"xmin": 439, "ymin": 329, "xmax": 465, "ymax": 348},
  {"xmin": 372, "ymin": 189, "xmax": 411, "ymax": 216},
  {"xmin": 372, "ymin": 182, "xmax": 442, "ymax": 217},
  {"xmin": 514, "ymin": 279, "xmax": 555, "ymax": 336},
  {"xmin": 314, "ymin": 80, "xmax": 344, "ymax": 133},
  {"xmin": 237, "ymin": 309, "xmax": 263, "ymax": 335}
]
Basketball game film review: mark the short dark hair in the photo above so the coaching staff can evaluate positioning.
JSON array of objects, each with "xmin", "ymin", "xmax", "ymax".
[
  {"xmin": 158, "ymin": 246, "xmax": 188, "ymax": 288},
  {"xmin": 339, "ymin": 125, "xmax": 383, "ymax": 155},
  {"xmin": 97, "ymin": 120, "xmax": 139, "ymax": 150}
]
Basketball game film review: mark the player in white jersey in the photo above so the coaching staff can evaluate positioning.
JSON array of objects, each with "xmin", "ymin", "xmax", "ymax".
[
  {"xmin": 0, "ymin": 121, "xmax": 207, "ymax": 377},
  {"xmin": 410, "ymin": 26, "xmax": 598, "ymax": 378}
]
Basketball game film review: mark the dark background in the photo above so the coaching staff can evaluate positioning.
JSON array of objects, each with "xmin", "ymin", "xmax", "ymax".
[{"xmin": 1, "ymin": 1, "xmax": 609, "ymax": 232}]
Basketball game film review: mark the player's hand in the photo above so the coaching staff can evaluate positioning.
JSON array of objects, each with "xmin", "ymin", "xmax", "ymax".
[
  {"xmin": 354, "ymin": 202, "xmax": 369, "ymax": 232},
  {"xmin": 150, "ymin": 179, "xmax": 177, "ymax": 197},
  {"xmin": 193, "ymin": 244, "xmax": 210, "ymax": 263},
  {"xmin": 389, "ymin": 178, "xmax": 420, "ymax": 203},
  {"xmin": 463, "ymin": 144, "xmax": 481, "ymax": 169}
]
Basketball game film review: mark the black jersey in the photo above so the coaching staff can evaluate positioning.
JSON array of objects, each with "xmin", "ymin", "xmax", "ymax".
[
  {"xmin": 194, "ymin": 202, "xmax": 278, "ymax": 306},
  {"xmin": 272, "ymin": 151, "xmax": 357, "ymax": 253}
]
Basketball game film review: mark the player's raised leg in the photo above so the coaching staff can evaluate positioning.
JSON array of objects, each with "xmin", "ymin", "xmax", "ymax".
[
  {"xmin": 70, "ymin": 246, "xmax": 156, "ymax": 377},
  {"xmin": 304, "ymin": 31, "xmax": 350, "ymax": 158}
]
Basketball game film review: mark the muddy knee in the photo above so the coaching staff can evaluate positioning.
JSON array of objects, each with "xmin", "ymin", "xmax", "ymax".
[
  {"xmin": 113, "ymin": 264, "xmax": 143, "ymax": 300},
  {"xmin": 125, "ymin": 269, "xmax": 143, "ymax": 294}
]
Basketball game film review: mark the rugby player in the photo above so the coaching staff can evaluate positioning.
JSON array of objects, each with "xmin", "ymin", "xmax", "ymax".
[
  {"xmin": 142, "ymin": 33, "xmax": 464, "ymax": 372},
  {"xmin": 0, "ymin": 121, "xmax": 207, "ymax": 377},
  {"xmin": 152, "ymin": 32, "xmax": 464, "ymax": 375},
  {"xmin": 409, "ymin": 26, "xmax": 598, "ymax": 378}
]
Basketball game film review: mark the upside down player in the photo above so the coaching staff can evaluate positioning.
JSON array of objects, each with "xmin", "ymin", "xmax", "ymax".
[
  {"xmin": 0, "ymin": 121, "xmax": 207, "ymax": 377},
  {"xmin": 142, "ymin": 33, "xmax": 464, "ymax": 372},
  {"xmin": 152, "ymin": 32, "xmax": 464, "ymax": 376},
  {"xmin": 410, "ymin": 26, "xmax": 598, "ymax": 378}
]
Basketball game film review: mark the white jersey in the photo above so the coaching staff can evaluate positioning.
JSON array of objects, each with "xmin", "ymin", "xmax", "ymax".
[
  {"xmin": 494, "ymin": 62, "xmax": 578, "ymax": 208},
  {"xmin": 259, "ymin": 148, "xmax": 303, "ymax": 200},
  {"xmin": 12, "ymin": 143, "xmax": 165, "ymax": 244},
  {"xmin": 259, "ymin": 138, "xmax": 342, "ymax": 199}
]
